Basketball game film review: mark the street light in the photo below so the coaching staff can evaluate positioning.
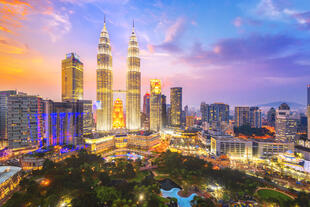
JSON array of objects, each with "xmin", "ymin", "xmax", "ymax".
[{"xmin": 139, "ymin": 194, "xmax": 144, "ymax": 201}]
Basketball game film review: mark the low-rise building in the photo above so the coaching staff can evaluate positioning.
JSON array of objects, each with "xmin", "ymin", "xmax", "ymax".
[
  {"xmin": 128, "ymin": 132, "xmax": 160, "ymax": 151},
  {"xmin": 251, "ymin": 139, "xmax": 294, "ymax": 159},
  {"xmin": 169, "ymin": 130, "xmax": 202, "ymax": 155},
  {"xmin": 84, "ymin": 135, "xmax": 115, "ymax": 155},
  {"xmin": 84, "ymin": 132, "xmax": 160, "ymax": 157},
  {"xmin": 295, "ymin": 145, "xmax": 310, "ymax": 161},
  {"xmin": 211, "ymin": 136, "xmax": 253, "ymax": 159},
  {"xmin": 20, "ymin": 147, "xmax": 80, "ymax": 171},
  {"xmin": 0, "ymin": 166, "xmax": 22, "ymax": 201},
  {"xmin": 20, "ymin": 156, "xmax": 45, "ymax": 171}
]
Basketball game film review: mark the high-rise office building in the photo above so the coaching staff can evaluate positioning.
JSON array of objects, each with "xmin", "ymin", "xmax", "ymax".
[
  {"xmin": 126, "ymin": 23, "xmax": 141, "ymax": 130},
  {"xmin": 267, "ymin": 107, "xmax": 276, "ymax": 127},
  {"xmin": 200, "ymin": 102, "xmax": 209, "ymax": 123},
  {"xmin": 275, "ymin": 103, "xmax": 297, "ymax": 142},
  {"xmin": 307, "ymin": 85, "xmax": 310, "ymax": 140},
  {"xmin": 0, "ymin": 90, "xmax": 17, "ymax": 141},
  {"xmin": 161, "ymin": 94, "xmax": 167, "ymax": 128},
  {"xmin": 250, "ymin": 107, "xmax": 262, "ymax": 128},
  {"xmin": 62, "ymin": 53, "xmax": 83, "ymax": 102},
  {"xmin": 184, "ymin": 105, "xmax": 189, "ymax": 116},
  {"xmin": 143, "ymin": 93, "xmax": 150, "ymax": 117},
  {"xmin": 78, "ymin": 100, "xmax": 93, "ymax": 135},
  {"xmin": 209, "ymin": 103, "xmax": 229, "ymax": 123},
  {"xmin": 235, "ymin": 106, "xmax": 262, "ymax": 128},
  {"xmin": 186, "ymin": 116, "xmax": 195, "ymax": 128},
  {"xmin": 166, "ymin": 104, "xmax": 171, "ymax": 126},
  {"xmin": 142, "ymin": 93, "xmax": 150, "ymax": 130},
  {"xmin": 7, "ymin": 93, "xmax": 44, "ymax": 149},
  {"xmin": 97, "ymin": 20, "xmax": 113, "ymax": 131},
  {"xmin": 150, "ymin": 79, "xmax": 162, "ymax": 131},
  {"xmin": 170, "ymin": 87, "xmax": 182, "ymax": 127},
  {"xmin": 43, "ymin": 100, "xmax": 90, "ymax": 146},
  {"xmin": 235, "ymin": 106, "xmax": 250, "ymax": 127}
]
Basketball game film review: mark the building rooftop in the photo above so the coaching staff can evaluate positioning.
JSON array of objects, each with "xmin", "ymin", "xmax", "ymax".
[
  {"xmin": 0, "ymin": 166, "xmax": 21, "ymax": 185},
  {"xmin": 295, "ymin": 145, "xmax": 310, "ymax": 152},
  {"xmin": 249, "ymin": 138, "xmax": 291, "ymax": 144},
  {"xmin": 212, "ymin": 135, "xmax": 251, "ymax": 142}
]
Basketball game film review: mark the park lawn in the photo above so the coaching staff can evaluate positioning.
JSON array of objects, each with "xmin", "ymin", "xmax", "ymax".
[{"xmin": 257, "ymin": 189, "xmax": 293, "ymax": 204}]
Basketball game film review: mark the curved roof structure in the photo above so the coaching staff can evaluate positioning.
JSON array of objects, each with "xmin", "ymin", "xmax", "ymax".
[{"xmin": 0, "ymin": 166, "xmax": 21, "ymax": 185}]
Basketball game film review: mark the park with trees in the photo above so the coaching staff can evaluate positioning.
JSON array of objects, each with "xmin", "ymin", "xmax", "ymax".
[{"xmin": 3, "ymin": 149, "xmax": 310, "ymax": 207}]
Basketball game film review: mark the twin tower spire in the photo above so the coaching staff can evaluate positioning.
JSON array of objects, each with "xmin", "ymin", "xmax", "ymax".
[{"xmin": 96, "ymin": 18, "xmax": 141, "ymax": 131}]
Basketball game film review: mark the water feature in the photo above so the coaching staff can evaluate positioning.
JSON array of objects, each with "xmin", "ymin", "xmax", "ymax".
[{"xmin": 160, "ymin": 188, "xmax": 197, "ymax": 207}]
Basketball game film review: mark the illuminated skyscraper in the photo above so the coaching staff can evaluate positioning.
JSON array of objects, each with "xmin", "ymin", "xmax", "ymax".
[
  {"xmin": 126, "ymin": 22, "xmax": 141, "ymax": 130},
  {"xmin": 0, "ymin": 90, "xmax": 17, "ymax": 142},
  {"xmin": 113, "ymin": 99, "xmax": 125, "ymax": 129},
  {"xmin": 267, "ymin": 107, "xmax": 276, "ymax": 127},
  {"xmin": 7, "ymin": 93, "xmax": 44, "ymax": 149},
  {"xmin": 143, "ymin": 93, "xmax": 150, "ymax": 117},
  {"xmin": 234, "ymin": 106, "xmax": 261, "ymax": 128},
  {"xmin": 150, "ymin": 79, "xmax": 162, "ymax": 131},
  {"xmin": 200, "ymin": 102, "xmax": 209, "ymax": 123},
  {"xmin": 249, "ymin": 107, "xmax": 262, "ymax": 128},
  {"xmin": 209, "ymin": 103, "xmax": 229, "ymax": 123},
  {"xmin": 62, "ymin": 53, "xmax": 83, "ymax": 102},
  {"xmin": 276, "ymin": 103, "xmax": 297, "ymax": 142},
  {"xmin": 161, "ymin": 94, "xmax": 167, "ymax": 128},
  {"xmin": 142, "ymin": 92, "xmax": 150, "ymax": 129},
  {"xmin": 234, "ymin": 107, "xmax": 250, "ymax": 127},
  {"xmin": 308, "ymin": 85, "xmax": 310, "ymax": 140},
  {"xmin": 96, "ymin": 19, "xmax": 113, "ymax": 131},
  {"xmin": 170, "ymin": 87, "xmax": 182, "ymax": 127}
]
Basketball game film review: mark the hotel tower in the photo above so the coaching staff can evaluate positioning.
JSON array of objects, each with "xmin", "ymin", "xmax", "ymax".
[
  {"xmin": 96, "ymin": 19, "xmax": 113, "ymax": 131},
  {"xmin": 126, "ymin": 22, "xmax": 141, "ymax": 130}
]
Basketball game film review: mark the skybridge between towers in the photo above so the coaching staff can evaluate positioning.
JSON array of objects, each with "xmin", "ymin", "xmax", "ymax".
[{"xmin": 113, "ymin": 89, "xmax": 127, "ymax": 94}]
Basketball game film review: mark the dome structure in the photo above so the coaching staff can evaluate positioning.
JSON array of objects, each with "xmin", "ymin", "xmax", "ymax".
[{"xmin": 279, "ymin": 103, "xmax": 290, "ymax": 110}]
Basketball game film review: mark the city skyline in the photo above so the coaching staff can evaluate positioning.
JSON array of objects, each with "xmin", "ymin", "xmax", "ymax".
[
  {"xmin": 1, "ymin": 0, "xmax": 310, "ymax": 107},
  {"xmin": 1, "ymin": 1, "xmax": 310, "ymax": 206}
]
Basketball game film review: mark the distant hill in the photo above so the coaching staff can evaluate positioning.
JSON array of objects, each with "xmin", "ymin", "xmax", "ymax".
[{"xmin": 257, "ymin": 101, "xmax": 306, "ymax": 112}]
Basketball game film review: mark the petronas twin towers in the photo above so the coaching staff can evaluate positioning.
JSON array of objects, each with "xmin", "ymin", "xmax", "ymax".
[{"xmin": 96, "ymin": 19, "xmax": 141, "ymax": 131}]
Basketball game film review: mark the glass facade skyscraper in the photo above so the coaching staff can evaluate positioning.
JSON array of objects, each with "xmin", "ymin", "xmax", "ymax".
[
  {"xmin": 276, "ymin": 103, "xmax": 297, "ymax": 142},
  {"xmin": 7, "ymin": 94, "xmax": 44, "ymax": 149},
  {"xmin": 0, "ymin": 90, "xmax": 17, "ymax": 142},
  {"xmin": 209, "ymin": 103, "xmax": 229, "ymax": 123},
  {"xmin": 96, "ymin": 20, "xmax": 113, "ymax": 131},
  {"xmin": 170, "ymin": 87, "xmax": 182, "ymax": 127},
  {"xmin": 200, "ymin": 102, "xmax": 209, "ymax": 122},
  {"xmin": 126, "ymin": 24, "xmax": 141, "ymax": 130},
  {"xmin": 62, "ymin": 53, "xmax": 83, "ymax": 102},
  {"xmin": 307, "ymin": 85, "xmax": 310, "ymax": 139}
]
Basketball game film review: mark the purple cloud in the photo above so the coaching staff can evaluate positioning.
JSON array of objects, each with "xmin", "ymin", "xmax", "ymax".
[
  {"xmin": 150, "ymin": 17, "xmax": 186, "ymax": 53},
  {"xmin": 180, "ymin": 34, "xmax": 304, "ymax": 67}
]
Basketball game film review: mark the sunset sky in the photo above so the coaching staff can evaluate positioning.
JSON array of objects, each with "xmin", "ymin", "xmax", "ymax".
[{"xmin": 1, "ymin": 0, "xmax": 310, "ymax": 107}]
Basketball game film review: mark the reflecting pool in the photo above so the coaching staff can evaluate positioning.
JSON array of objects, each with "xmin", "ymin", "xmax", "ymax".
[{"xmin": 160, "ymin": 188, "xmax": 197, "ymax": 207}]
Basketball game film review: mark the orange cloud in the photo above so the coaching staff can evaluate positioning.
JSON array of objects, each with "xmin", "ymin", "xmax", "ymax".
[
  {"xmin": 147, "ymin": 44, "xmax": 154, "ymax": 53},
  {"xmin": 0, "ymin": 0, "xmax": 32, "ymax": 8},
  {"xmin": 0, "ymin": 0, "xmax": 32, "ymax": 33},
  {"xmin": 0, "ymin": 25, "xmax": 12, "ymax": 32},
  {"xmin": 0, "ymin": 37, "xmax": 28, "ymax": 54}
]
